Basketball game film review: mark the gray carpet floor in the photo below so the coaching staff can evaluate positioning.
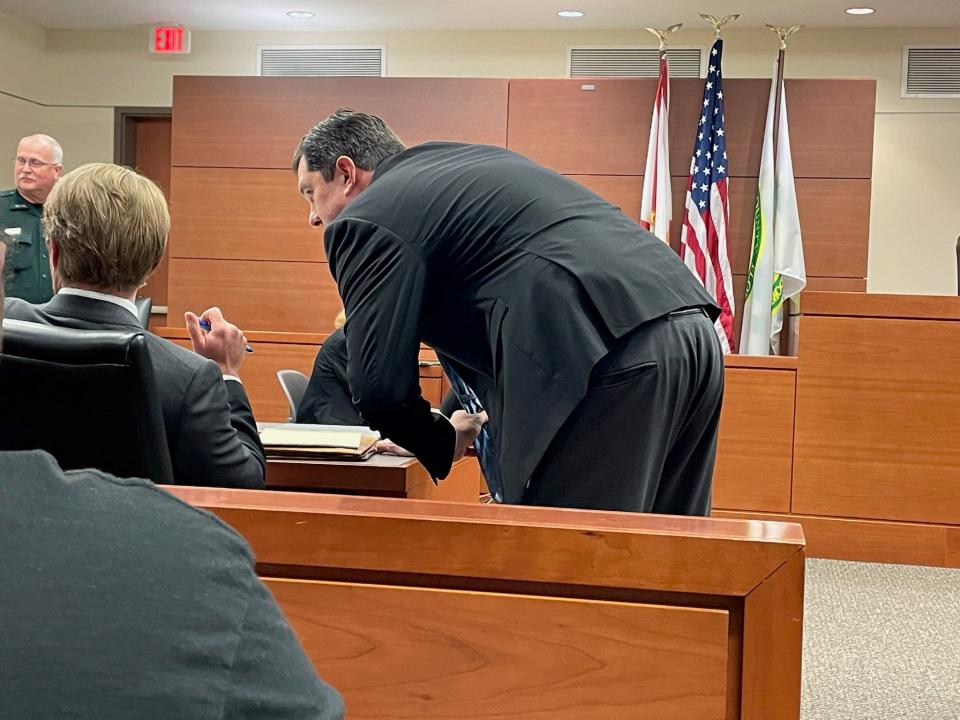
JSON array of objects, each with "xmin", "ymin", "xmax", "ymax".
[{"xmin": 802, "ymin": 559, "xmax": 960, "ymax": 720}]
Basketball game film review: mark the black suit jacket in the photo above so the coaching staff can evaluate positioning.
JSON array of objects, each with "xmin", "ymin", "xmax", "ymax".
[
  {"xmin": 4, "ymin": 293, "xmax": 266, "ymax": 488},
  {"xmin": 0, "ymin": 450, "xmax": 342, "ymax": 719},
  {"xmin": 296, "ymin": 327, "xmax": 364, "ymax": 425},
  {"xmin": 296, "ymin": 327, "xmax": 463, "ymax": 427},
  {"xmin": 325, "ymin": 142, "xmax": 719, "ymax": 503}
]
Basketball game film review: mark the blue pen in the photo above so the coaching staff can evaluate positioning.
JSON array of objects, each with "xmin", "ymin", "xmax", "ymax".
[{"xmin": 198, "ymin": 319, "xmax": 254, "ymax": 353}]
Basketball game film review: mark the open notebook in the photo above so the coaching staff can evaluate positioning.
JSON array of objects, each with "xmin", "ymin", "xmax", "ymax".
[{"xmin": 259, "ymin": 424, "xmax": 379, "ymax": 461}]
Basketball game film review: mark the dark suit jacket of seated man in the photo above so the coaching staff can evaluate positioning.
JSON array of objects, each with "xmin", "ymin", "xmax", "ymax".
[
  {"xmin": 5, "ymin": 293, "xmax": 265, "ymax": 488},
  {"xmin": 4, "ymin": 162, "xmax": 265, "ymax": 489},
  {"xmin": 293, "ymin": 111, "xmax": 725, "ymax": 515}
]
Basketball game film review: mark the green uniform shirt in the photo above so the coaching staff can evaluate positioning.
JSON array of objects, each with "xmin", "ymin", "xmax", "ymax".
[{"xmin": 1, "ymin": 188, "xmax": 53, "ymax": 303}]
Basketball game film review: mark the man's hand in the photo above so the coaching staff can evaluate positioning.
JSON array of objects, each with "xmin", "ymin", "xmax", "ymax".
[
  {"xmin": 185, "ymin": 307, "xmax": 247, "ymax": 376},
  {"xmin": 451, "ymin": 409, "xmax": 487, "ymax": 462},
  {"xmin": 374, "ymin": 439, "xmax": 415, "ymax": 457}
]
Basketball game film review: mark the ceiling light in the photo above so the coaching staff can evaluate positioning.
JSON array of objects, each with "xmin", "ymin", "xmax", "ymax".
[
  {"xmin": 557, "ymin": 10, "xmax": 585, "ymax": 18},
  {"xmin": 845, "ymin": 7, "xmax": 875, "ymax": 14},
  {"xmin": 286, "ymin": 10, "xmax": 316, "ymax": 19}
]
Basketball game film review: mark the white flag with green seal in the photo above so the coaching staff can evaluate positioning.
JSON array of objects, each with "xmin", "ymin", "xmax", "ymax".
[{"xmin": 739, "ymin": 62, "xmax": 806, "ymax": 355}]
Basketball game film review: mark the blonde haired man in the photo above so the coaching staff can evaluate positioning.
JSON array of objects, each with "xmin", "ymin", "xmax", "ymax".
[
  {"xmin": 4, "ymin": 163, "xmax": 265, "ymax": 488},
  {"xmin": 1, "ymin": 133, "xmax": 63, "ymax": 302}
]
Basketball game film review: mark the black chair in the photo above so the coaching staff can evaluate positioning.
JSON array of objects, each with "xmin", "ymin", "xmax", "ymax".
[
  {"xmin": 134, "ymin": 296, "xmax": 152, "ymax": 330},
  {"xmin": 0, "ymin": 319, "xmax": 174, "ymax": 485}
]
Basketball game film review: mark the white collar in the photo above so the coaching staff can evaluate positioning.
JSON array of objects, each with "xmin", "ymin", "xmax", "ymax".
[{"xmin": 58, "ymin": 287, "xmax": 141, "ymax": 322}]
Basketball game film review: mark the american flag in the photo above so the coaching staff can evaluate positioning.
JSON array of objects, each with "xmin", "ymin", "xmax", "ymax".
[{"xmin": 679, "ymin": 38, "xmax": 736, "ymax": 353}]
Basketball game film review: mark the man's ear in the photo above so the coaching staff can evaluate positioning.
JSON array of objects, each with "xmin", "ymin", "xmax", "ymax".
[
  {"xmin": 336, "ymin": 155, "xmax": 374, "ymax": 199},
  {"xmin": 335, "ymin": 156, "xmax": 357, "ymax": 186}
]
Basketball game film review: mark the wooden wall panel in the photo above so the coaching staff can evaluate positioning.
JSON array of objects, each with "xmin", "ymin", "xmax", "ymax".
[
  {"xmin": 793, "ymin": 315, "xmax": 960, "ymax": 524},
  {"xmin": 268, "ymin": 578, "xmax": 729, "ymax": 720},
  {"xmin": 507, "ymin": 79, "xmax": 654, "ymax": 174},
  {"xmin": 509, "ymin": 78, "xmax": 874, "ymax": 180},
  {"xmin": 794, "ymin": 179, "xmax": 871, "ymax": 276},
  {"xmin": 172, "ymin": 77, "xmax": 509, "ymax": 169},
  {"xmin": 669, "ymin": 79, "xmax": 875, "ymax": 179},
  {"xmin": 168, "ymin": 77, "xmax": 873, "ymax": 339},
  {"xmin": 566, "ymin": 175, "xmax": 643, "ymax": 219},
  {"xmin": 713, "ymin": 367, "xmax": 795, "ymax": 513},
  {"xmin": 804, "ymin": 277, "xmax": 866, "ymax": 292},
  {"xmin": 668, "ymin": 78, "xmax": 768, "ymax": 178},
  {"xmin": 170, "ymin": 167, "xmax": 322, "ymax": 261},
  {"xmin": 785, "ymin": 80, "xmax": 875, "ymax": 179},
  {"xmin": 167, "ymin": 258, "xmax": 340, "ymax": 334},
  {"xmin": 669, "ymin": 177, "xmax": 870, "ymax": 279}
]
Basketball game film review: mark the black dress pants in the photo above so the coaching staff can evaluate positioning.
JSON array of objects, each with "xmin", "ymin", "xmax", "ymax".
[{"xmin": 522, "ymin": 308, "xmax": 724, "ymax": 516}]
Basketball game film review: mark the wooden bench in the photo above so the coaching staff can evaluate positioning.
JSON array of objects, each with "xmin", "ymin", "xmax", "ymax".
[{"xmin": 170, "ymin": 488, "xmax": 805, "ymax": 720}]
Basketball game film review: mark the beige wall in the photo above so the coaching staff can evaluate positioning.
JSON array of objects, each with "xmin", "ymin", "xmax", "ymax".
[
  {"xmin": 0, "ymin": 10, "xmax": 114, "ymax": 180},
  {"xmin": 2, "ymin": 12, "xmax": 959, "ymax": 293}
]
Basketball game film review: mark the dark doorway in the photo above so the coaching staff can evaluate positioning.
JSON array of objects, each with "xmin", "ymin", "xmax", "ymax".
[{"xmin": 114, "ymin": 107, "xmax": 172, "ymax": 322}]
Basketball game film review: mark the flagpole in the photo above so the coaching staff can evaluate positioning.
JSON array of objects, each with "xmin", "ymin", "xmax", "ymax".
[
  {"xmin": 765, "ymin": 26, "xmax": 800, "ymax": 180},
  {"xmin": 640, "ymin": 22, "xmax": 681, "ymax": 243},
  {"xmin": 764, "ymin": 25, "xmax": 802, "ymax": 354},
  {"xmin": 772, "ymin": 46, "xmax": 785, "ymax": 176}
]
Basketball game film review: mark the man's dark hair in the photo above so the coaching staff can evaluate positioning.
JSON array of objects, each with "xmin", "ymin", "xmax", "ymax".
[{"xmin": 292, "ymin": 109, "xmax": 406, "ymax": 180}]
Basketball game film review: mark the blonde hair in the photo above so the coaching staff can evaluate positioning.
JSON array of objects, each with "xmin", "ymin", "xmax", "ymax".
[{"xmin": 43, "ymin": 163, "xmax": 168, "ymax": 291}]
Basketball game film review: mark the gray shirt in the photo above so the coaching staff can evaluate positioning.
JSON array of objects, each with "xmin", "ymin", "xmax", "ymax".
[{"xmin": 0, "ymin": 450, "xmax": 344, "ymax": 720}]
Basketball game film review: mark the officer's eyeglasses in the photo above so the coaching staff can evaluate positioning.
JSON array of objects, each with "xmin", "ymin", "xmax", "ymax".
[{"xmin": 14, "ymin": 157, "xmax": 56, "ymax": 169}]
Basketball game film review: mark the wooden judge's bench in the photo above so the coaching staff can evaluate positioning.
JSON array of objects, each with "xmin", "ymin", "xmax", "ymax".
[
  {"xmin": 160, "ymin": 292, "xmax": 960, "ymax": 569},
  {"xmin": 713, "ymin": 291, "xmax": 960, "ymax": 569}
]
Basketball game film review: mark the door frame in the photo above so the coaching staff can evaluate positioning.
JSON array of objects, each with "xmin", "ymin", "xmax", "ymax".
[{"xmin": 113, "ymin": 106, "xmax": 172, "ymax": 166}]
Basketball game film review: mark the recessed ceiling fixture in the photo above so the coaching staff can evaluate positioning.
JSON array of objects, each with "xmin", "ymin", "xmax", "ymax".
[
  {"xmin": 845, "ymin": 7, "xmax": 875, "ymax": 14},
  {"xmin": 286, "ymin": 10, "xmax": 316, "ymax": 19},
  {"xmin": 557, "ymin": 10, "xmax": 585, "ymax": 18}
]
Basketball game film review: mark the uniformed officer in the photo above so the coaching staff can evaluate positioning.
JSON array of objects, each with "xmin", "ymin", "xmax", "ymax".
[{"xmin": 1, "ymin": 134, "xmax": 62, "ymax": 303}]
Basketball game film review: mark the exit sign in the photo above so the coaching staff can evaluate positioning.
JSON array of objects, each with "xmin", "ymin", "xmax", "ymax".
[{"xmin": 150, "ymin": 25, "xmax": 190, "ymax": 54}]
